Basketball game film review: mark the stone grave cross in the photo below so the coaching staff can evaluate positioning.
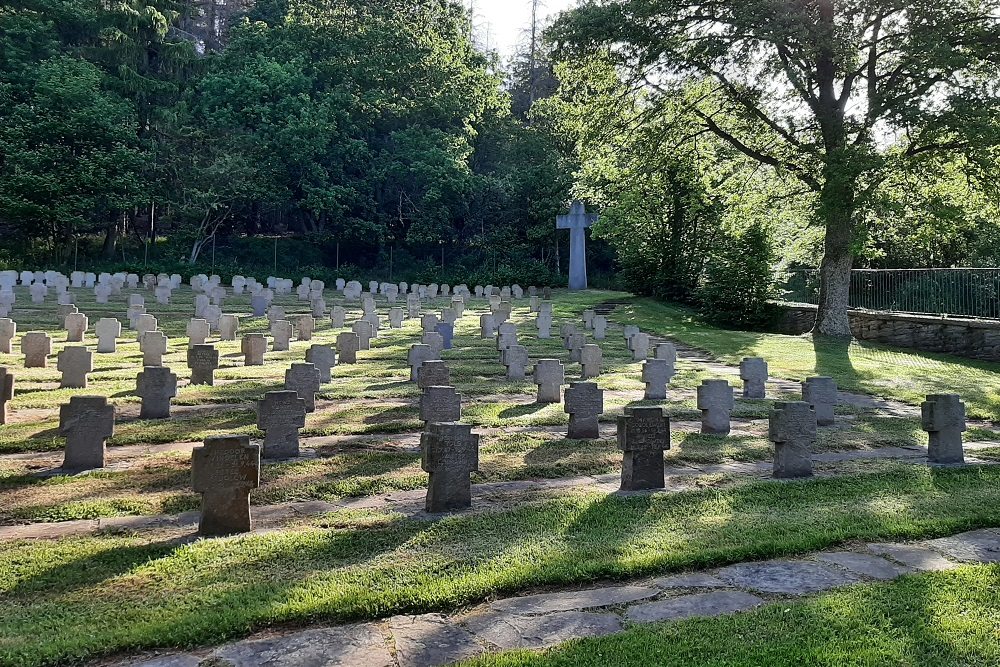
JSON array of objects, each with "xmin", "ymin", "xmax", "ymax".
[{"xmin": 191, "ymin": 435, "xmax": 260, "ymax": 536}]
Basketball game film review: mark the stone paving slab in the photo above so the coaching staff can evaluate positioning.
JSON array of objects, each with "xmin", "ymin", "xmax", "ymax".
[
  {"xmin": 388, "ymin": 614, "xmax": 483, "ymax": 667},
  {"xmin": 923, "ymin": 529, "xmax": 1000, "ymax": 563},
  {"xmin": 715, "ymin": 560, "xmax": 860, "ymax": 595},
  {"xmin": 488, "ymin": 585, "xmax": 658, "ymax": 614},
  {"xmin": 624, "ymin": 591, "xmax": 764, "ymax": 623},
  {"xmin": 462, "ymin": 610, "xmax": 623, "ymax": 650},
  {"xmin": 207, "ymin": 625, "xmax": 393, "ymax": 667},
  {"xmin": 866, "ymin": 543, "xmax": 959, "ymax": 571},
  {"xmin": 647, "ymin": 572, "xmax": 730, "ymax": 589},
  {"xmin": 813, "ymin": 551, "xmax": 912, "ymax": 580}
]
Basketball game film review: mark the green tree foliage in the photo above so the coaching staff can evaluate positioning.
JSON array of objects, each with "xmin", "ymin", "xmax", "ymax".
[
  {"xmin": 551, "ymin": 0, "xmax": 1000, "ymax": 336},
  {"xmin": 698, "ymin": 223, "xmax": 779, "ymax": 327}
]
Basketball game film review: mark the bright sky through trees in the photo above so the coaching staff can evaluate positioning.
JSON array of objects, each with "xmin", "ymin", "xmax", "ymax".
[{"xmin": 471, "ymin": 0, "xmax": 577, "ymax": 56}]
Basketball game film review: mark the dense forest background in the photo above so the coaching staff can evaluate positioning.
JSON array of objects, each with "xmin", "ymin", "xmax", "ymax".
[{"xmin": 2, "ymin": 0, "xmax": 999, "ymax": 324}]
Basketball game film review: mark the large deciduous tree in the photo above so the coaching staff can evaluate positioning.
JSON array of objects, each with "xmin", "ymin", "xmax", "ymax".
[{"xmin": 551, "ymin": 0, "xmax": 1000, "ymax": 336}]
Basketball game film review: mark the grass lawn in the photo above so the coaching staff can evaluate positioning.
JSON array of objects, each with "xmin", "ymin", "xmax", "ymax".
[
  {"xmin": 618, "ymin": 297, "xmax": 1000, "ymax": 420},
  {"xmin": 462, "ymin": 564, "xmax": 1000, "ymax": 667},
  {"xmin": 2, "ymin": 464, "xmax": 1000, "ymax": 666}
]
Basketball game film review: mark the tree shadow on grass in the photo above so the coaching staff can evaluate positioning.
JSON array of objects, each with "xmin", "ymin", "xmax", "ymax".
[{"xmin": 813, "ymin": 335, "xmax": 861, "ymax": 389}]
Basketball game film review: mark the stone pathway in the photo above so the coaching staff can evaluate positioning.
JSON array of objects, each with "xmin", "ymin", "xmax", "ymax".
[
  {"xmin": 5, "ymin": 442, "xmax": 996, "ymax": 541},
  {"xmin": 101, "ymin": 526, "xmax": 1000, "ymax": 667}
]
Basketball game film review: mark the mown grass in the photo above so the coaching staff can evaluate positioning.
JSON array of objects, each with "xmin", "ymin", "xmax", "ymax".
[
  {"xmin": 462, "ymin": 564, "xmax": 1000, "ymax": 667},
  {"xmin": 618, "ymin": 297, "xmax": 1000, "ymax": 420},
  {"xmin": 2, "ymin": 464, "xmax": 1000, "ymax": 666}
]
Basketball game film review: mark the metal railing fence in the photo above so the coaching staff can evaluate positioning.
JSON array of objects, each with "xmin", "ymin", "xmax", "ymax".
[{"xmin": 780, "ymin": 268, "xmax": 1000, "ymax": 319}]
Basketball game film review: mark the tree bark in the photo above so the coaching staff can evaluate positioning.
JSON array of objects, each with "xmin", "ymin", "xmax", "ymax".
[
  {"xmin": 813, "ymin": 165, "xmax": 856, "ymax": 338},
  {"xmin": 101, "ymin": 214, "xmax": 120, "ymax": 259}
]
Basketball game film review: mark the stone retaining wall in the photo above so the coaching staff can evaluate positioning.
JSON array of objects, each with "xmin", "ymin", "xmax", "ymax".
[{"xmin": 777, "ymin": 304, "xmax": 1000, "ymax": 362}]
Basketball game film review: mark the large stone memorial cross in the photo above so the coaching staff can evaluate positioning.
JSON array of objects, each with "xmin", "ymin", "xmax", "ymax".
[
  {"xmin": 618, "ymin": 406, "xmax": 671, "ymax": 491},
  {"xmin": 556, "ymin": 201, "xmax": 598, "ymax": 291},
  {"xmin": 191, "ymin": 436, "xmax": 260, "ymax": 536}
]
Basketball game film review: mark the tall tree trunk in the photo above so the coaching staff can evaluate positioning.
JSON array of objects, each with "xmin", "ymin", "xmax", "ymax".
[
  {"xmin": 101, "ymin": 214, "xmax": 119, "ymax": 259},
  {"xmin": 813, "ymin": 161, "xmax": 856, "ymax": 338}
]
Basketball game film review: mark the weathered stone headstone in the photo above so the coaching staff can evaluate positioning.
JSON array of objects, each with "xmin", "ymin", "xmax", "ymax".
[
  {"xmin": 421, "ymin": 422, "xmax": 479, "ymax": 513},
  {"xmin": 187, "ymin": 344, "xmax": 220, "ymax": 386},
  {"xmin": 0, "ymin": 318, "xmax": 15, "ymax": 353},
  {"xmin": 435, "ymin": 322, "xmax": 454, "ymax": 350},
  {"xmin": 64, "ymin": 312, "xmax": 88, "ymax": 343},
  {"xmin": 239, "ymin": 333, "xmax": 266, "ymax": 366},
  {"xmin": 802, "ymin": 376, "xmax": 837, "ymax": 426},
  {"xmin": 417, "ymin": 360, "xmax": 450, "ymax": 389},
  {"xmin": 389, "ymin": 307, "xmax": 404, "ymax": 328},
  {"xmin": 580, "ymin": 344, "xmax": 602, "ymax": 379},
  {"xmin": 297, "ymin": 315, "xmax": 315, "ymax": 341},
  {"xmin": 503, "ymin": 344, "xmax": 529, "ymax": 380},
  {"xmin": 618, "ymin": 406, "xmax": 671, "ymax": 491},
  {"xmin": 330, "ymin": 305, "xmax": 346, "ymax": 328},
  {"xmin": 642, "ymin": 359, "xmax": 672, "ymax": 400},
  {"xmin": 258, "ymin": 391, "xmax": 307, "ymax": 458},
  {"xmin": 628, "ymin": 332, "xmax": 650, "ymax": 361},
  {"xmin": 564, "ymin": 381, "xmax": 603, "ymax": 439},
  {"xmin": 420, "ymin": 385, "xmax": 462, "ymax": 424},
  {"xmin": 187, "ymin": 318, "xmax": 211, "ymax": 347},
  {"xmin": 57, "ymin": 346, "xmax": 92, "ymax": 388},
  {"xmin": 408, "ymin": 344, "xmax": 434, "ymax": 381},
  {"xmin": 140, "ymin": 331, "xmax": 168, "ymax": 367},
  {"xmin": 95, "ymin": 318, "xmax": 121, "ymax": 353},
  {"xmin": 135, "ymin": 366, "xmax": 178, "ymax": 419},
  {"xmin": 769, "ymin": 401, "xmax": 816, "ymax": 478},
  {"xmin": 422, "ymin": 331, "xmax": 444, "ymax": 358},
  {"xmin": 135, "ymin": 314, "xmax": 157, "ymax": 342},
  {"xmin": 655, "ymin": 342, "xmax": 677, "ymax": 363},
  {"xmin": 191, "ymin": 435, "xmax": 260, "ymax": 536},
  {"xmin": 336, "ymin": 331, "xmax": 360, "ymax": 364},
  {"xmin": 21, "ymin": 332, "xmax": 52, "ymax": 368},
  {"xmin": 60, "ymin": 396, "xmax": 114, "ymax": 471},
  {"xmin": 268, "ymin": 320, "xmax": 292, "ymax": 352},
  {"xmin": 219, "ymin": 314, "xmax": 240, "ymax": 341},
  {"xmin": 496, "ymin": 322, "xmax": 517, "ymax": 351},
  {"xmin": 556, "ymin": 201, "xmax": 598, "ymax": 290},
  {"xmin": 0, "ymin": 367, "xmax": 13, "ymax": 425},
  {"xmin": 480, "ymin": 314, "xmax": 498, "ymax": 338},
  {"xmin": 567, "ymin": 332, "xmax": 587, "ymax": 362},
  {"xmin": 250, "ymin": 294, "xmax": 268, "ymax": 317},
  {"xmin": 285, "ymin": 362, "xmax": 321, "ymax": 412},
  {"xmin": 352, "ymin": 320, "xmax": 374, "ymax": 351},
  {"xmin": 697, "ymin": 379, "xmax": 734, "ymax": 435},
  {"xmin": 305, "ymin": 344, "xmax": 336, "ymax": 383},
  {"xmin": 582, "ymin": 309, "xmax": 596, "ymax": 329},
  {"xmin": 739, "ymin": 357, "xmax": 768, "ymax": 399},
  {"xmin": 921, "ymin": 394, "xmax": 967, "ymax": 464},
  {"xmin": 533, "ymin": 359, "xmax": 564, "ymax": 403},
  {"xmin": 592, "ymin": 315, "xmax": 607, "ymax": 340}
]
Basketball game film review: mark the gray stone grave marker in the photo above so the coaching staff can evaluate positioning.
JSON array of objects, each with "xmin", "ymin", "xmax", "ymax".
[
  {"xmin": 95, "ymin": 318, "xmax": 121, "ymax": 353},
  {"xmin": 285, "ymin": 362, "xmax": 321, "ymax": 412},
  {"xmin": 22, "ymin": 332, "xmax": 52, "ymax": 368},
  {"xmin": 739, "ymin": 357, "xmax": 768, "ymax": 399},
  {"xmin": 336, "ymin": 331, "xmax": 360, "ymax": 364},
  {"xmin": 191, "ymin": 435, "xmax": 260, "ymax": 536},
  {"xmin": 0, "ymin": 318, "xmax": 15, "ymax": 353},
  {"xmin": 565, "ymin": 381, "xmax": 603, "ymax": 439},
  {"xmin": 241, "ymin": 333, "xmax": 267, "ymax": 366},
  {"xmin": 258, "ymin": 390, "xmax": 307, "ymax": 458},
  {"xmin": 421, "ymin": 422, "xmax": 480, "ymax": 512},
  {"xmin": 580, "ymin": 344, "xmax": 602, "ymax": 379},
  {"xmin": 503, "ymin": 344, "xmax": 529, "ymax": 380},
  {"xmin": 140, "ymin": 330, "xmax": 168, "ymax": 367},
  {"xmin": 769, "ymin": 401, "xmax": 816, "ymax": 478},
  {"xmin": 417, "ymin": 360, "xmax": 451, "ymax": 389},
  {"xmin": 271, "ymin": 320, "xmax": 293, "ymax": 352},
  {"xmin": 697, "ymin": 379, "xmax": 734, "ymax": 435},
  {"xmin": 642, "ymin": 359, "xmax": 672, "ymax": 400},
  {"xmin": 187, "ymin": 344, "xmax": 220, "ymax": 386},
  {"xmin": 305, "ymin": 344, "xmax": 336, "ymax": 383},
  {"xmin": 802, "ymin": 376, "xmax": 837, "ymax": 426},
  {"xmin": 921, "ymin": 394, "xmax": 967, "ymax": 464},
  {"xmin": 420, "ymin": 385, "xmax": 462, "ymax": 424},
  {"xmin": 187, "ymin": 318, "xmax": 210, "ymax": 347},
  {"xmin": 0, "ymin": 366, "xmax": 13, "ymax": 425},
  {"xmin": 533, "ymin": 359, "xmax": 564, "ymax": 403},
  {"xmin": 65, "ymin": 312, "xmax": 88, "ymax": 343},
  {"xmin": 57, "ymin": 346, "xmax": 92, "ymax": 388},
  {"xmin": 618, "ymin": 406, "xmax": 671, "ymax": 490},
  {"xmin": 60, "ymin": 396, "xmax": 114, "ymax": 471},
  {"xmin": 136, "ymin": 366, "xmax": 178, "ymax": 419}
]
